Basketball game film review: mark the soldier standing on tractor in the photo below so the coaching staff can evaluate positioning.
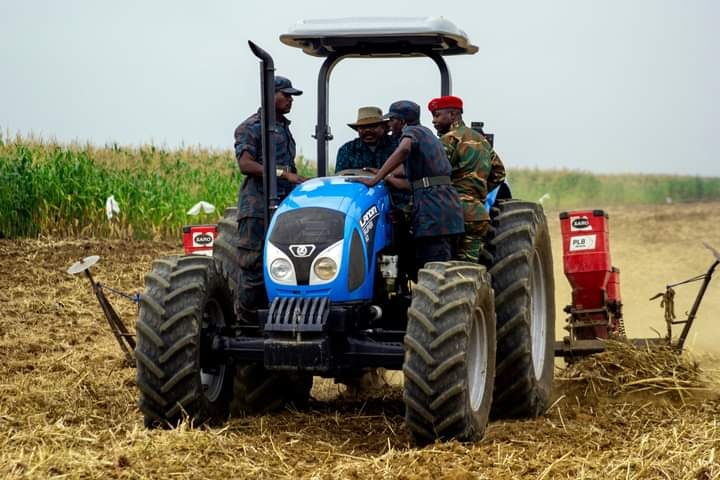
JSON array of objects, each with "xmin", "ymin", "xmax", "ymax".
[
  {"xmin": 233, "ymin": 75, "xmax": 305, "ymax": 322},
  {"xmin": 428, "ymin": 95, "xmax": 506, "ymax": 262},
  {"xmin": 350, "ymin": 100, "xmax": 464, "ymax": 274}
]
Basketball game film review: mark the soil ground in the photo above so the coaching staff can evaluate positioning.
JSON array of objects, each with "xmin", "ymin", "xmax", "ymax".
[{"xmin": 1, "ymin": 202, "xmax": 718, "ymax": 479}]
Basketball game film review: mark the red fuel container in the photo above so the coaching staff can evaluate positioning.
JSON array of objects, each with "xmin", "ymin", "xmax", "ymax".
[{"xmin": 182, "ymin": 225, "xmax": 218, "ymax": 256}]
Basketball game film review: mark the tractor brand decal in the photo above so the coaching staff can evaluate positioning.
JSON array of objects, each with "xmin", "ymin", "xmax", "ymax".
[
  {"xmin": 359, "ymin": 205, "xmax": 379, "ymax": 242},
  {"xmin": 289, "ymin": 244, "xmax": 316, "ymax": 258},
  {"xmin": 570, "ymin": 216, "xmax": 592, "ymax": 231},
  {"xmin": 569, "ymin": 234, "xmax": 597, "ymax": 252},
  {"xmin": 360, "ymin": 205, "xmax": 380, "ymax": 269},
  {"xmin": 193, "ymin": 233, "xmax": 214, "ymax": 246}
]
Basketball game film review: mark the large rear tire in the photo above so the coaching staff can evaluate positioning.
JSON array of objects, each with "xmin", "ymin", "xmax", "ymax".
[
  {"xmin": 484, "ymin": 200, "xmax": 555, "ymax": 419},
  {"xmin": 212, "ymin": 207, "xmax": 241, "ymax": 308},
  {"xmin": 136, "ymin": 255, "xmax": 235, "ymax": 427},
  {"xmin": 403, "ymin": 261, "xmax": 496, "ymax": 445}
]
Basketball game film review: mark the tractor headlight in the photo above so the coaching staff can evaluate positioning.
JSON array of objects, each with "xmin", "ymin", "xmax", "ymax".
[
  {"xmin": 313, "ymin": 257, "xmax": 337, "ymax": 280},
  {"xmin": 309, "ymin": 239, "xmax": 343, "ymax": 285},
  {"xmin": 270, "ymin": 258, "xmax": 293, "ymax": 281},
  {"xmin": 266, "ymin": 242, "xmax": 297, "ymax": 285}
]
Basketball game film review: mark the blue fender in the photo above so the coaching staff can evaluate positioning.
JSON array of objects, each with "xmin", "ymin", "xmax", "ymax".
[{"xmin": 484, "ymin": 181, "xmax": 512, "ymax": 211}]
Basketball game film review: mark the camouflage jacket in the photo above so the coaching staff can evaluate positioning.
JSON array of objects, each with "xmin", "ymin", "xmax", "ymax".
[
  {"xmin": 234, "ymin": 109, "xmax": 297, "ymax": 219},
  {"xmin": 334, "ymin": 135, "xmax": 398, "ymax": 172},
  {"xmin": 402, "ymin": 125, "xmax": 464, "ymax": 238},
  {"xmin": 440, "ymin": 120, "xmax": 506, "ymax": 223}
]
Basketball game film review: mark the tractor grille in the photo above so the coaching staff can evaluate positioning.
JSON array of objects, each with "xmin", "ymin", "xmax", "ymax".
[{"xmin": 264, "ymin": 297, "xmax": 330, "ymax": 333}]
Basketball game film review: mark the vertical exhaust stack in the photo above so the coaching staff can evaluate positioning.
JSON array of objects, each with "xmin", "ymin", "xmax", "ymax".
[
  {"xmin": 559, "ymin": 209, "xmax": 623, "ymax": 342},
  {"xmin": 248, "ymin": 41, "xmax": 278, "ymax": 230}
]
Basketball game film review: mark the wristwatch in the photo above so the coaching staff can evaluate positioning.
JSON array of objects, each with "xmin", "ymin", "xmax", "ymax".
[{"xmin": 275, "ymin": 166, "xmax": 287, "ymax": 178}]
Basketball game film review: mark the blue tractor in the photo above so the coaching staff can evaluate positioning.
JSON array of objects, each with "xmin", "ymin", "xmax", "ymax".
[{"xmin": 135, "ymin": 17, "xmax": 555, "ymax": 444}]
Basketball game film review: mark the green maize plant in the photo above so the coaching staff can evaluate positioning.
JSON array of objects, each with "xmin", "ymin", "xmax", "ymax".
[{"xmin": 1, "ymin": 136, "xmax": 718, "ymax": 239}]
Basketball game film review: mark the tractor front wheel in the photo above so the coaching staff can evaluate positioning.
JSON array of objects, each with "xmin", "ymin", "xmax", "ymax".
[
  {"xmin": 136, "ymin": 255, "xmax": 235, "ymax": 427},
  {"xmin": 403, "ymin": 261, "xmax": 496, "ymax": 444}
]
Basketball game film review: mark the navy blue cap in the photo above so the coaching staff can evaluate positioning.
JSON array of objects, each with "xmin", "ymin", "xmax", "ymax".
[
  {"xmin": 274, "ymin": 76, "xmax": 302, "ymax": 95},
  {"xmin": 384, "ymin": 100, "xmax": 420, "ymax": 125}
]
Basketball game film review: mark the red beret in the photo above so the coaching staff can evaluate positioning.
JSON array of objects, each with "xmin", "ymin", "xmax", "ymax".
[{"xmin": 428, "ymin": 95, "xmax": 463, "ymax": 112}]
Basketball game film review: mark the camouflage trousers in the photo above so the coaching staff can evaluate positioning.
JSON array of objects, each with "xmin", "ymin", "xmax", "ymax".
[
  {"xmin": 456, "ymin": 220, "xmax": 490, "ymax": 263},
  {"xmin": 236, "ymin": 216, "xmax": 268, "ymax": 324}
]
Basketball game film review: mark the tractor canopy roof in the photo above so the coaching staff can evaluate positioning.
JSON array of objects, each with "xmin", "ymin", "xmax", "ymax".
[{"xmin": 279, "ymin": 17, "xmax": 478, "ymax": 57}]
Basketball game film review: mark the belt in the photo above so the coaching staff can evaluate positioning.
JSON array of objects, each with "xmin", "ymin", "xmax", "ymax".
[{"xmin": 411, "ymin": 176, "xmax": 451, "ymax": 190}]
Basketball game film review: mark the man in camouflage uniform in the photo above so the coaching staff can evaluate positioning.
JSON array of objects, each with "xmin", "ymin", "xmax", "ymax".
[
  {"xmin": 233, "ymin": 76, "xmax": 305, "ymax": 323},
  {"xmin": 350, "ymin": 100, "xmax": 464, "ymax": 274},
  {"xmin": 428, "ymin": 95, "xmax": 506, "ymax": 262},
  {"xmin": 335, "ymin": 106, "xmax": 398, "ymax": 172}
]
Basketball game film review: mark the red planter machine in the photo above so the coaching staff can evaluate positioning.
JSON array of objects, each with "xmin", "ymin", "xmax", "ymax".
[{"xmin": 556, "ymin": 209, "xmax": 626, "ymax": 357}]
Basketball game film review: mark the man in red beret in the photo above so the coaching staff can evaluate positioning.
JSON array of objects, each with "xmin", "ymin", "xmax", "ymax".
[{"xmin": 428, "ymin": 95, "xmax": 506, "ymax": 262}]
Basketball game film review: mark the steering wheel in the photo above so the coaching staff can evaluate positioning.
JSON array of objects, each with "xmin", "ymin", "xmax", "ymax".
[{"xmin": 336, "ymin": 168, "xmax": 373, "ymax": 177}]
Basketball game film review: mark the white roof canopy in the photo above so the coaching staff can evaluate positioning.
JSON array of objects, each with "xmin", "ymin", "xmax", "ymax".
[{"xmin": 279, "ymin": 17, "xmax": 478, "ymax": 57}]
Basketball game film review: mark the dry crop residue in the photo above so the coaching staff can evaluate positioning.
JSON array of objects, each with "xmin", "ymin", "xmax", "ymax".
[{"xmin": 1, "ymin": 202, "xmax": 719, "ymax": 478}]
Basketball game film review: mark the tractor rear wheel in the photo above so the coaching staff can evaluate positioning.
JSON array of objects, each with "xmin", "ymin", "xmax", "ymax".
[
  {"xmin": 212, "ymin": 207, "xmax": 241, "ymax": 311},
  {"xmin": 136, "ymin": 255, "xmax": 235, "ymax": 427},
  {"xmin": 484, "ymin": 200, "xmax": 555, "ymax": 419},
  {"xmin": 403, "ymin": 261, "xmax": 496, "ymax": 445}
]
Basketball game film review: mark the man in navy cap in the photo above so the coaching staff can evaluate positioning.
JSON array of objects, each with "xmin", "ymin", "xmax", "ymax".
[
  {"xmin": 233, "ymin": 75, "xmax": 305, "ymax": 323},
  {"xmin": 350, "ymin": 100, "xmax": 464, "ymax": 275},
  {"xmin": 384, "ymin": 104, "xmax": 407, "ymax": 141}
]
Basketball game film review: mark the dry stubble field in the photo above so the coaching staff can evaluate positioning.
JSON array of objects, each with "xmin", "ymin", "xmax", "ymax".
[{"xmin": 1, "ymin": 201, "xmax": 719, "ymax": 479}]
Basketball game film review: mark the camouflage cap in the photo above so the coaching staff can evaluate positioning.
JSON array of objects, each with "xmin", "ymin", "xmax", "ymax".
[
  {"xmin": 274, "ymin": 76, "xmax": 302, "ymax": 95},
  {"xmin": 384, "ymin": 100, "xmax": 420, "ymax": 126}
]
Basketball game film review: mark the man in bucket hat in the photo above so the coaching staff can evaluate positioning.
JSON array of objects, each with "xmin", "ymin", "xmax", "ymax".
[
  {"xmin": 350, "ymin": 100, "xmax": 464, "ymax": 275},
  {"xmin": 233, "ymin": 75, "xmax": 305, "ymax": 324},
  {"xmin": 428, "ymin": 95, "xmax": 506, "ymax": 262},
  {"xmin": 335, "ymin": 106, "xmax": 398, "ymax": 173},
  {"xmin": 336, "ymin": 105, "xmax": 410, "ymax": 212}
]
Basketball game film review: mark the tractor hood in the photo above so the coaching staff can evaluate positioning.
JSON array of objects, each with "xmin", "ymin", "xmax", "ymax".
[
  {"xmin": 279, "ymin": 176, "xmax": 384, "ymax": 222},
  {"xmin": 263, "ymin": 176, "xmax": 393, "ymax": 302}
]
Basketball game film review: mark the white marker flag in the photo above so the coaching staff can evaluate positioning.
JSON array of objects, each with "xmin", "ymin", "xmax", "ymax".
[
  {"xmin": 105, "ymin": 195, "xmax": 120, "ymax": 220},
  {"xmin": 187, "ymin": 201, "xmax": 216, "ymax": 216}
]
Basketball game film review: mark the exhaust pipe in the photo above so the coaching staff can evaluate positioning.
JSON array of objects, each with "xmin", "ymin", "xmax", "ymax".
[{"xmin": 248, "ymin": 40, "xmax": 278, "ymax": 230}]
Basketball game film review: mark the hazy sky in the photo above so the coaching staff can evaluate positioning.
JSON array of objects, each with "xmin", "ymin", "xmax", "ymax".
[{"xmin": 1, "ymin": 1, "xmax": 718, "ymax": 176}]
